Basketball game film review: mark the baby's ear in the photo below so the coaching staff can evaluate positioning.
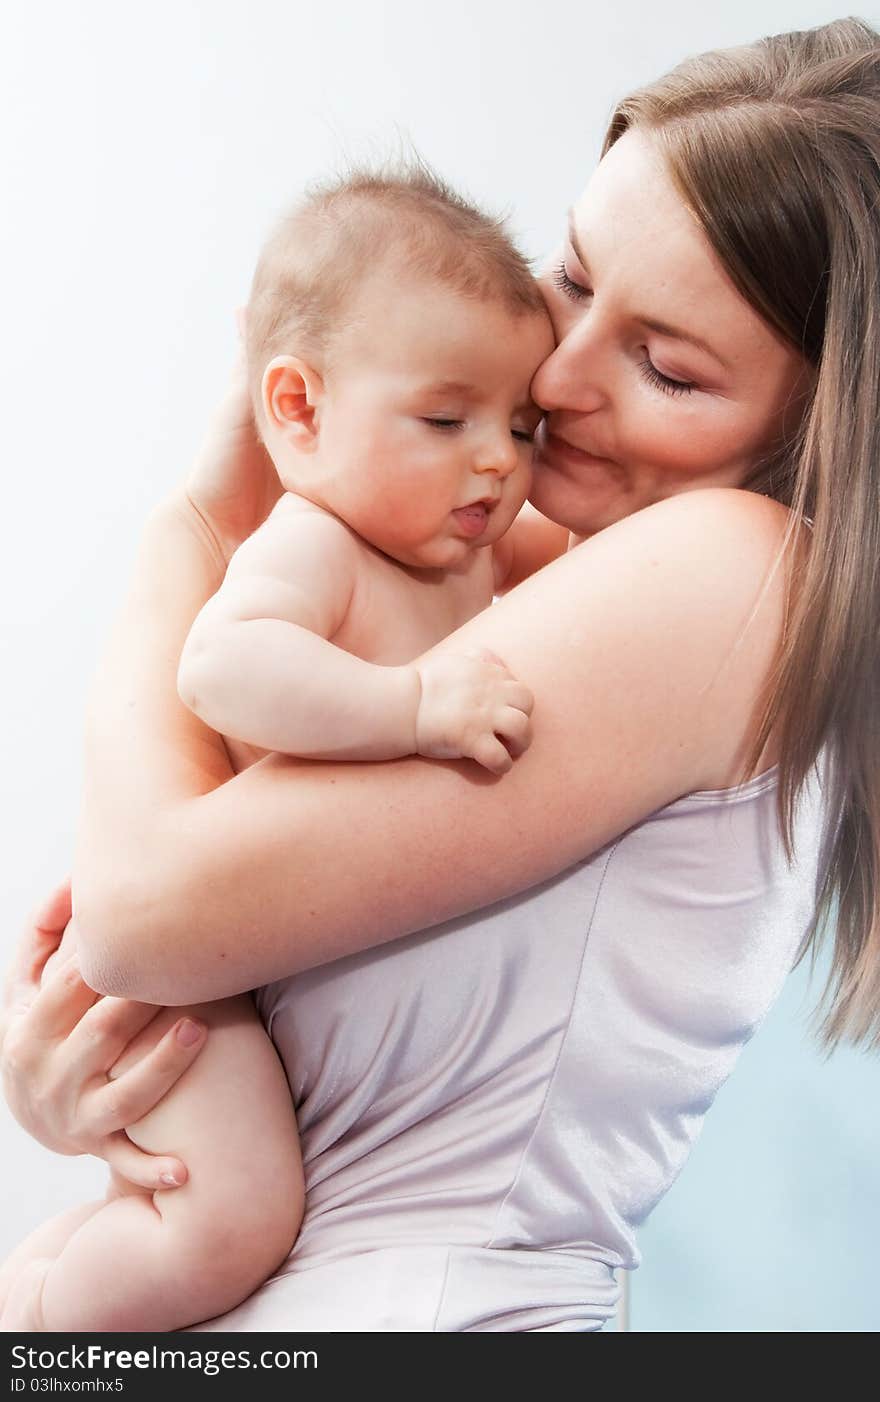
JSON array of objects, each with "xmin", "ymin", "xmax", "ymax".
[{"xmin": 262, "ymin": 357, "xmax": 325, "ymax": 450}]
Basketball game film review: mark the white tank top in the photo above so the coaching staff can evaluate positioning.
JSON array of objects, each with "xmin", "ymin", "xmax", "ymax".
[{"xmin": 194, "ymin": 762, "xmax": 825, "ymax": 1333}]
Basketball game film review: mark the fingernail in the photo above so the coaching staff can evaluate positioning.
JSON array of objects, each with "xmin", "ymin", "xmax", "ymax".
[
  {"xmin": 160, "ymin": 1171, "xmax": 182, "ymax": 1186},
  {"xmin": 176, "ymin": 1019, "xmax": 204, "ymax": 1047}
]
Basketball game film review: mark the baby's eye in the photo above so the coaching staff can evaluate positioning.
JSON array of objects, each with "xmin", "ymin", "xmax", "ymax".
[
  {"xmin": 423, "ymin": 417, "xmax": 464, "ymax": 431},
  {"xmin": 511, "ymin": 428, "xmax": 535, "ymax": 443}
]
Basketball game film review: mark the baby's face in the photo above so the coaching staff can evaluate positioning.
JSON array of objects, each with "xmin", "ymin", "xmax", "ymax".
[{"xmin": 313, "ymin": 277, "xmax": 554, "ymax": 570}]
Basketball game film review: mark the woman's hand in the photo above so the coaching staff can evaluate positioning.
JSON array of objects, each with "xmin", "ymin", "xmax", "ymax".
[
  {"xmin": 184, "ymin": 328, "xmax": 283, "ymax": 565},
  {"xmin": 1, "ymin": 881, "xmax": 207, "ymax": 1189}
]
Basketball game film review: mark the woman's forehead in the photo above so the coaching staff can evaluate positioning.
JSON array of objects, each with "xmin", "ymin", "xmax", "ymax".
[
  {"xmin": 572, "ymin": 133, "xmax": 721, "ymax": 286},
  {"xmin": 568, "ymin": 130, "xmax": 785, "ymax": 366}
]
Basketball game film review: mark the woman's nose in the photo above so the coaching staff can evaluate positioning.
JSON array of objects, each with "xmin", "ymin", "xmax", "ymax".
[{"xmin": 532, "ymin": 326, "xmax": 607, "ymax": 415}]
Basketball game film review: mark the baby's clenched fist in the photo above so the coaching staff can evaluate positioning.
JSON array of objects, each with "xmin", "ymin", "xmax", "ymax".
[{"xmin": 413, "ymin": 649, "xmax": 533, "ymax": 775}]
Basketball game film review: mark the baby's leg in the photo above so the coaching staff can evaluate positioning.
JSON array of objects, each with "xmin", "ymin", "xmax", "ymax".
[
  {"xmin": 0, "ymin": 1202, "xmax": 109, "ymax": 1324},
  {"xmin": 3, "ymin": 995, "xmax": 303, "ymax": 1332}
]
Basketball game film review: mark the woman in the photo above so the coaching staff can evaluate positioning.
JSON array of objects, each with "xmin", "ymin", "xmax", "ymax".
[{"xmin": 2, "ymin": 18, "xmax": 878, "ymax": 1331}]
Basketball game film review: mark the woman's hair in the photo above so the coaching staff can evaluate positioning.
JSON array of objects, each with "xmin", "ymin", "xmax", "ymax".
[{"xmin": 604, "ymin": 17, "xmax": 880, "ymax": 1053}]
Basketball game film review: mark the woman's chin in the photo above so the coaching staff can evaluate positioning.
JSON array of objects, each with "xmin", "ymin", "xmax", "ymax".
[{"xmin": 528, "ymin": 464, "xmax": 628, "ymax": 538}]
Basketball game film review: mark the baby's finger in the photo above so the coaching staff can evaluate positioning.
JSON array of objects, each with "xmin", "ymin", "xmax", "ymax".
[
  {"xmin": 501, "ymin": 681, "xmax": 534, "ymax": 716},
  {"xmin": 463, "ymin": 646, "xmax": 512, "ymax": 676},
  {"xmin": 494, "ymin": 707, "xmax": 532, "ymax": 758},
  {"xmin": 88, "ymin": 1018, "xmax": 206, "ymax": 1138},
  {"xmin": 61, "ymin": 997, "xmax": 166, "ymax": 1086},
  {"xmin": 472, "ymin": 734, "xmax": 514, "ymax": 775},
  {"xmin": 101, "ymin": 1131, "xmax": 189, "ymax": 1191}
]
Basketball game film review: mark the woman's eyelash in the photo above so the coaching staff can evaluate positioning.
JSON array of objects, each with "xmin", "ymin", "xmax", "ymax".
[
  {"xmin": 638, "ymin": 359, "xmax": 696, "ymax": 397},
  {"xmin": 552, "ymin": 261, "xmax": 591, "ymax": 302}
]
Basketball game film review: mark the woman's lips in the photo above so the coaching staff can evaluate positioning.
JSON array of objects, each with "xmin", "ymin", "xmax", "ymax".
[{"xmin": 538, "ymin": 429, "xmax": 616, "ymax": 471}]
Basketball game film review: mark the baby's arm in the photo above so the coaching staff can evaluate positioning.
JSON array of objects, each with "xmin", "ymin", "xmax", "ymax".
[
  {"xmin": 493, "ymin": 503, "xmax": 571, "ymax": 594},
  {"xmin": 178, "ymin": 508, "xmax": 533, "ymax": 774}
]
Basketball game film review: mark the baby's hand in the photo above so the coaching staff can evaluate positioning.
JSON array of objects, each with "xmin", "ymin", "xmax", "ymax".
[{"xmin": 413, "ymin": 649, "xmax": 533, "ymax": 775}]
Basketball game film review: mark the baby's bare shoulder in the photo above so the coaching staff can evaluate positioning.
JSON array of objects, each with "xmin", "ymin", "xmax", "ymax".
[{"xmin": 229, "ymin": 493, "xmax": 365, "ymax": 581}]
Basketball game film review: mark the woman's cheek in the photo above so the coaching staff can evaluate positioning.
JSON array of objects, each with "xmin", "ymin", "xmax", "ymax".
[{"xmin": 635, "ymin": 401, "xmax": 727, "ymax": 483}]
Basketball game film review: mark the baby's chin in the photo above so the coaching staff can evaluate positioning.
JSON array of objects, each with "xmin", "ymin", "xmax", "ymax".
[{"xmin": 389, "ymin": 535, "xmax": 484, "ymax": 573}]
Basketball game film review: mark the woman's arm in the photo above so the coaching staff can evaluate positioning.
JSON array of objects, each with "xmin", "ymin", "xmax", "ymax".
[{"xmin": 73, "ymin": 477, "xmax": 791, "ymax": 1006}]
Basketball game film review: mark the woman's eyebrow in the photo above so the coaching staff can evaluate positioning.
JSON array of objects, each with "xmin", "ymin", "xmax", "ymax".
[
  {"xmin": 640, "ymin": 316, "xmax": 730, "ymax": 369},
  {"xmin": 566, "ymin": 210, "xmax": 729, "ymax": 371}
]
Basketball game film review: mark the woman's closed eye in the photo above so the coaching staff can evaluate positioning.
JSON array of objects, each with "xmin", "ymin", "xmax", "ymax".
[
  {"xmin": 553, "ymin": 263, "xmax": 697, "ymax": 397},
  {"xmin": 639, "ymin": 358, "xmax": 696, "ymax": 397},
  {"xmin": 553, "ymin": 261, "xmax": 591, "ymax": 302}
]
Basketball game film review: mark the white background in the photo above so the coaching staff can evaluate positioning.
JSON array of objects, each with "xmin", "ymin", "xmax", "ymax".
[{"xmin": 1, "ymin": 0, "xmax": 877, "ymax": 1330}]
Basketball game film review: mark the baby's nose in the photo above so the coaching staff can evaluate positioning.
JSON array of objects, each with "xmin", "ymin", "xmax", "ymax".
[{"xmin": 474, "ymin": 433, "xmax": 520, "ymax": 476}]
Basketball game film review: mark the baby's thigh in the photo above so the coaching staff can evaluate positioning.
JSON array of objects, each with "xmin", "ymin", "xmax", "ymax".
[{"xmin": 114, "ymin": 996, "xmax": 303, "ymax": 1232}]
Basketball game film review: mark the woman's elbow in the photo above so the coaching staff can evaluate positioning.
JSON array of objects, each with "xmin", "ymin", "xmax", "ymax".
[
  {"xmin": 72, "ymin": 877, "xmax": 180, "ymax": 1003},
  {"xmin": 72, "ymin": 880, "xmax": 146, "ymax": 998}
]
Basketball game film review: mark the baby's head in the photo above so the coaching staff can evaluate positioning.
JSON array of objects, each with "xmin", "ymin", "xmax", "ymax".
[{"xmin": 246, "ymin": 165, "xmax": 554, "ymax": 569}]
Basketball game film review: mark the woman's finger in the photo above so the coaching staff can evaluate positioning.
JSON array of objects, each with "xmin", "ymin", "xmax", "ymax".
[
  {"xmin": 3, "ymin": 880, "xmax": 73, "ymax": 1010},
  {"xmin": 30, "ymin": 881, "xmax": 73, "ymax": 935},
  {"xmin": 17, "ymin": 955, "xmax": 100, "ymax": 1044},
  {"xmin": 101, "ymin": 1131, "xmax": 189, "ymax": 1191},
  {"xmin": 87, "ymin": 1017, "xmax": 206, "ymax": 1138},
  {"xmin": 57, "ymin": 997, "xmax": 165, "ymax": 1088}
]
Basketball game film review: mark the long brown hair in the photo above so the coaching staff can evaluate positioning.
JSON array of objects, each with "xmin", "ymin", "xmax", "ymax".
[{"xmin": 604, "ymin": 18, "xmax": 880, "ymax": 1053}]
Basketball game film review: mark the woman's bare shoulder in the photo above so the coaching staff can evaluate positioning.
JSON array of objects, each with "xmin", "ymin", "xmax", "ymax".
[{"xmin": 566, "ymin": 486, "xmax": 793, "ymax": 580}]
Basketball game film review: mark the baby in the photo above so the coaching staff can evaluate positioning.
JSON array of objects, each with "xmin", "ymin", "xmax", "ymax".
[{"xmin": 0, "ymin": 166, "xmax": 558, "ymax": 1331}]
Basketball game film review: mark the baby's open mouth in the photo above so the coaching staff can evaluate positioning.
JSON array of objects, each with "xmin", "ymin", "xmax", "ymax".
[{"xmin": 452, "ymin": 499, "xmax": 497, "ymax": 537}]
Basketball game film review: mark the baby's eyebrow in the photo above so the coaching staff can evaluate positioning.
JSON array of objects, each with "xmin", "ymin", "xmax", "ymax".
[{"xmin": 422, "ymin": 380, "xmax": 478, "ymax": 397}]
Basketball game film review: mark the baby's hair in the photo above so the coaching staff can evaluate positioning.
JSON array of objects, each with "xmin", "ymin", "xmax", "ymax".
[{"xmin": 245, "ymin": 158, "xmax": 546, "ymax": 431}]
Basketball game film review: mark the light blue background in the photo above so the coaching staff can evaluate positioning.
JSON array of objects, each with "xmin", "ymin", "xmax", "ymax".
[{"xmin": 632, "ymin": 945, "xmax": 880, "ymax": 1331}]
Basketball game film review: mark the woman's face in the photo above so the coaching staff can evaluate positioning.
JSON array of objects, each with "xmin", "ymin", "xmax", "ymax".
[{"xmin": 531, "ymin": 130, "xmax": 811, "ymax": 539}]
